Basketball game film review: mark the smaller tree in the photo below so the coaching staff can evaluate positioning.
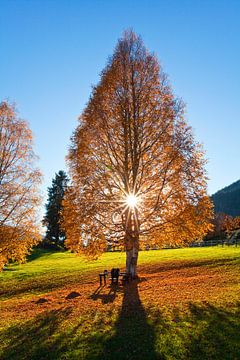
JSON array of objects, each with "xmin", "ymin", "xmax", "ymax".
[
  {"xmin": 208, "ymin": 213, "xmax": 240, "ymax": 242},
  {"xmin": 43, "ymin": 170, "xmax": 69, "ymax": 249},
  {"xmin": 206, "ymin": 212, "xmax": 229, "ymax": 240},
  {"xmin": 222, "ymin": 215, "xmax": 240, "ymax": 239},
  {"xmin": 0, "ymin": 101, "xmax": 42, "ymax": 269}
]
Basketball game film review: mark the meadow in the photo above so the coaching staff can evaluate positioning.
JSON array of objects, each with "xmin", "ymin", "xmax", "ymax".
[{"xmin": 0, "ymin": 246, "xmax": 239, "ymax": 360}]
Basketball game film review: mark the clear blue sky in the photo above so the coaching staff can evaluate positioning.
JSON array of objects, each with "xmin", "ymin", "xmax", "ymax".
[{"xmin": 1, "ymin": 0, "xmax": 240, "ymax": 211}]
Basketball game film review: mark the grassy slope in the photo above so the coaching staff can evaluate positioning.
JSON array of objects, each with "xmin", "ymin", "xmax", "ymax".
[{"xmin": 0, "ymin": 247, "xmax": 240, "ymax": 359}]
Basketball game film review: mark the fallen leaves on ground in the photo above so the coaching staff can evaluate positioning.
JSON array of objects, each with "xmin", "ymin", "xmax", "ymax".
[{"xmin": 1, "ymin": 259, "xmax": 239, "ymax": 326}]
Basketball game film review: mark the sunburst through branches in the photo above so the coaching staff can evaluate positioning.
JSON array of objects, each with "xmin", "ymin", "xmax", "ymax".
[{"xmin": 125, "ymin": 194, "xmax": 138, "ymax": 208}]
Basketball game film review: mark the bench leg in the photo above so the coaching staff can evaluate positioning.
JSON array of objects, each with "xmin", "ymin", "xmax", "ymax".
[
  {"xmin": 111, "ymin": 277, "xmax": 119, "ymax": 285},
  {"xmin": 99, "ymin": 275, "xmax": 102, "ymax": 286}
]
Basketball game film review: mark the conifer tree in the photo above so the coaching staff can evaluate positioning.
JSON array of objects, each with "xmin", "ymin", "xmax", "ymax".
[{"xmin": 43, "ymin": 171, "xmax": 68, "ymax": 249}]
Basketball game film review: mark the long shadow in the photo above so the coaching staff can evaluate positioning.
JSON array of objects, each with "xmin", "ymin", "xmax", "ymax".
[
  {"xmin": 186, "ymin": 302, "xmax": 240, "ymax": 359},
  {"xmin": 0, "ymin": 307, "xmax": 73, "ymax": 360},
  {"xmin": 0, "ymin": 272, "xmax": 86, "ymax": 299},
  {"xmin": 90, "ymin": 283, "xmax": 122, "ymax": 304},
  {"xmin": 2, "ymin": 250, "xmax": 56, "ymax": 271},
  {"xmin": 141, "ymin": 256, "xmax": 240, "ymax": 275},
  {"xmin": 0, "ymin": 293, "xmax": 239, "ymax": 359},
  {"xmin": 148, "ymin": 301, "xmax": 240, "ymax": 359},
  {"xmin": 26, "ymin": 248, "xmax": 58, "ymax": 262},
  {"xmin": 89, "ymin": 278, "xmax": 159, "ymax": 360}
]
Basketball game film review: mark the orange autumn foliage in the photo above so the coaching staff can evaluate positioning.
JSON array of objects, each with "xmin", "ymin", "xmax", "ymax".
[
  {"xmin": 63, "ymin": 31, "xmax": 213, "ymax": 263},
  {"xmin": 0, "ymin": 101, "xmax": 42, "ymax": 269}
]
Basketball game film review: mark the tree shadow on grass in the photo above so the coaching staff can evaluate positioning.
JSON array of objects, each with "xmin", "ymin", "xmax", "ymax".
[
  {"xmin": 87, "ymin": 280, "xmax": 240, "ymax": 360},
  {"xmin": 88, "ymin": 278, "xmax": 159, "ymax": 360},
  {"xmin": 2, "ymin": 250, "xmax": 56, "ymax": 272},
  {"xmin": 0, "ymin": 271, "xmax": 92, "ymax": 299},
  {"xmin": 0, "ymin": 280, "xmax": 158, "ymax": 360},
  {"xmin": 90, "ymin": 283, "xmax": 122, "ymax": 304},
  {"xmin": 141, "ymin": 257, "xmax": 240, "ymax": 275},
  {"xmin": 150, "ymin": 301, "xmax": 240, "ymax": 360},
  {"xmin": 1, "ymin": 287, "xmax": 239, "ymax": 359},
  {"xmin": 26, "ymin": 248, "xmax": 60, "ymax": 262},
  {"xmin": 0, "ymin": 307, "xmax": 73, "ymax": 360},
  {"xmin": 1, "ymin": 250, "xmax": 53, "ymax": 271},
  {"xmin": 0, "ymin": 275, "xmax": 76, "ymax": 299},
  {"xmin": 185, "ymin": 302, "xmax": 240, "ymax": 359}
]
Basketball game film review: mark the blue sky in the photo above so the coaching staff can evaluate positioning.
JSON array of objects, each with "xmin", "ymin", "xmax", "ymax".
[{"xmin": 1, "ymin": 0, "xmax": 240, "ymax": 211}]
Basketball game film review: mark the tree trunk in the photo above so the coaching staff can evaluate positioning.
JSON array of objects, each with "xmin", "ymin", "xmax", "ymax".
[
  {"xmin": 126, "ymin": 235, "xmax": 139, "ymax": 278},
  {"xmin": 126, "ymin": 246, "xmax": 138, "ymax": 278},
  {"xmin": 124, "ymin": 203, "xmax": 140, "ymax": 278}
]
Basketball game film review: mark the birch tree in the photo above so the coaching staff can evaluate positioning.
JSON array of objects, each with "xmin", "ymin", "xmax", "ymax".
[{"xmin": 64, "ymin": 31, "xmax": 213, "ymax": 277}]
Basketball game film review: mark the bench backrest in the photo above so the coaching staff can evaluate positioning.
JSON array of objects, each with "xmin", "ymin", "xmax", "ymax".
[{"xmin": 111, "ymin": 268, "xmax": 120, "ymax": 277}]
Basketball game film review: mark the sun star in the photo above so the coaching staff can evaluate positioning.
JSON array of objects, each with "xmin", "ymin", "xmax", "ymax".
[{"xmin": 126, "ymin": 194, "xmax": 138, "ymax": 208}]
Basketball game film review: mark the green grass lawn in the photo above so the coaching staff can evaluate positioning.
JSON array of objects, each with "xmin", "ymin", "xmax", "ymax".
[{"xmin": 0, "ymin": 246, "xmax": 240, "ymax": 359}]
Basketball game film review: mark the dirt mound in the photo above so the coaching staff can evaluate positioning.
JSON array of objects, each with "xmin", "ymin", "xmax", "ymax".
[
  {"xmin": 66, "ymin": 291, "xmax": 81, "ymax": 300},
  {"xmin": 36, "ymin": 297, "xmax": 49, "ymax": 304}
]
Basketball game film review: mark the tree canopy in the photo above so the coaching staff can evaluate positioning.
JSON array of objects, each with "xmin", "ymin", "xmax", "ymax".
[
  {"xmin": 0, "ymin": 101, "xmax": 42, "ymax": 269},
  {"xmin": 63, "ymin": 31, "xmax": 213, "ymax": 275}
]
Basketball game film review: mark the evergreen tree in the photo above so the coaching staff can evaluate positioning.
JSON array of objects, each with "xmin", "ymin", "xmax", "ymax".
[{"xmin": 43, "ymin": 171, "xmax": 69, "ymax": 249}]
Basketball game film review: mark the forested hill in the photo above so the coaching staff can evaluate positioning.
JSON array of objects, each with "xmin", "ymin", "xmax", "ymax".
[{"xmin": 211, "ymin": 179, "xmax": 240, "ymax": 216}]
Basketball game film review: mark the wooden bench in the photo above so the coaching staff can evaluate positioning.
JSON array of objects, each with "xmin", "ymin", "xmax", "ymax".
[
  {"xmin": 98, "ymin": 269, "xmax": 130, "ymax": 285},
  {"xmin": 110, "ymin": 268, "xmax": 120, "ymax": 284},
  {"xmin": 99, "ymin": 270, "xmax": 108, "ymax": 285}
]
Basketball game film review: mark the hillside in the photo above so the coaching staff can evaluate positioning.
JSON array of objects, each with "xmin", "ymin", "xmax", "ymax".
[{"xmin": 212, "ymin": 179, "xmax": 240, "ymax": 216}]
